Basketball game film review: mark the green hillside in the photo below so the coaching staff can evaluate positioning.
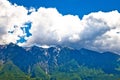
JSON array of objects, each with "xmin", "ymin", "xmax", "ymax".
[{"xmin": 0, "ymin": 61, "xmax": 27, "ymax": 80}]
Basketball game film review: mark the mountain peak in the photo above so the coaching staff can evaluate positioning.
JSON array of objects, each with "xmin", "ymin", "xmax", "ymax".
[
  {"xmin": 7, "ymin": 42, "xmax": 17, "ymax": 47},
  {"xmin": 0, "ymin": 43, "xmax": 120, "ymax": 79}
]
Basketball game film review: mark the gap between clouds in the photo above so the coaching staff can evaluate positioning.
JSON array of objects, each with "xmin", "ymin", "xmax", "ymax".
[{"xmin": 1, "ymin": 0, "xmax": 120, "ymax": 53}]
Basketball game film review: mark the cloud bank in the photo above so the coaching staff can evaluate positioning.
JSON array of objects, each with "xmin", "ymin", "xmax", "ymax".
[{"xmin": 1, "ymin": 0, "xmax": 120, "ymax": 53}]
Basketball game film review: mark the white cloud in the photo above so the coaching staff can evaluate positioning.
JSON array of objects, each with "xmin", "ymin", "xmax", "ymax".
[
  {"xmin": 1, "ymin": 0, "xmax": 120, "ymax": 54},
  {"xmin": 24, "ymin": 7, "xmax": 83, "ymax": 46},
  {"xmin": 80, "ymin": 11, "xmax": 120, "ymax": 53},
  {"xmin": 0, "ymin": 0, "xmax": 29, "ymax": 44}
]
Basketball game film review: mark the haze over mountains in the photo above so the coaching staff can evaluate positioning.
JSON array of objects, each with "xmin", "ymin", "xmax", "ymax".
[{"xmin": 0, "ymin": 43, "xmax": 120, "ymax": 80}]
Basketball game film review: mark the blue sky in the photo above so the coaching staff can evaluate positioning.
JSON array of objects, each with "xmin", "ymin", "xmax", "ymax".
[
  {"xmin": 1, "ymin": 0, "xmax": 120, "ymax": 53},
  {"xmin": 9, "ymin": 0, "xmax": 120, "ymax": 18}
]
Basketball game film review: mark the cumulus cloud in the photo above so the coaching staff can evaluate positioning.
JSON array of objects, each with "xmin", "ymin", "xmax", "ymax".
[
  {"xmin": 24, "ymin": 8, "xmax": 83, "ymax": 46},
  {"xmin": 1, "ymin": 0, "xmax": 120, "ymax": 53},
  {"xmin": 81, "ymin": 11, "xmax": 120, "ymax": 53},
  {"xmin": 0, "ymin": 0, "xmax": 29, "ymax": 44}
]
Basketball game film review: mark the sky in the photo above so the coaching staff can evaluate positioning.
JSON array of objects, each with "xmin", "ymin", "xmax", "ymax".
[
  {"xmin": 1, "ymin": 0, "xmax": 120, "ymax": 54},
  {"xmin": 9, "ymin": 0, "xmax": 120, "ymax": 18}
]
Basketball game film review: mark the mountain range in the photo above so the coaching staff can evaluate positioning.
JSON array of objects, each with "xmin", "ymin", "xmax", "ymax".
[{"xmin": 0, "ymin": 43, "xmax": 120, "ymax": 80}]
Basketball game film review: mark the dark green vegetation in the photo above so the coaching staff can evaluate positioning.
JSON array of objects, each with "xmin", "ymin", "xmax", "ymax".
[{"xmin": 0, "ymin": 43, "xmax": 120, "ymax": 80}]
